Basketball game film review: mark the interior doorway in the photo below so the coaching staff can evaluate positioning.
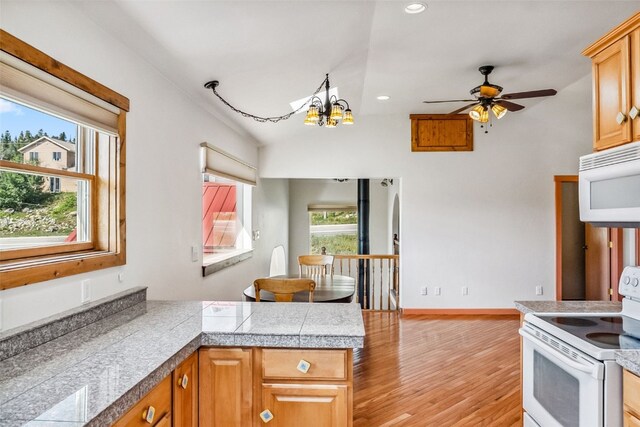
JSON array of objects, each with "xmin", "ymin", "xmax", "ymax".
[{"xmin": 555, "ymin": 176, "xmax": 623, "ymax": 301}]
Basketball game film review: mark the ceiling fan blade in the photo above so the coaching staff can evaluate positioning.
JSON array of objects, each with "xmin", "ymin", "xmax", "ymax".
[
  {"xmin": 495, "ymin": 100, "xmax": 525, "ymax": 112},
  {"xmin": 499, "ymin": 89, "xmax": 557, "ymax": 100},
  {"xmin": 423, "ymin": 99, "xmax": 476, "ymax": 104},
  {"xmin": 449, "ymin": 103, "xmax": 479, "ymax": 114}
]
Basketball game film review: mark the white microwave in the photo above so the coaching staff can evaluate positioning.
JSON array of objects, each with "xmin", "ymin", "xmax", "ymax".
[{"xmin": 579, "ymin": 141, "xmax": 640, "ymax": 227}]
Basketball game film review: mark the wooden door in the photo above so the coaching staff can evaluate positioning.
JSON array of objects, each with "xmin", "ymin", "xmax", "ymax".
[
  {"xmin": 199, "ymin": 348, "xmax": 252, "ymax": 427},
  {"xmin": 261, "ymin": 384, "xmax": 348, "ymax": 427},
  {"xmin": 585, "ymin": 224, "xmax": 611, "ymax": 300},
  {"xmin": 632, "ymin": 28, "xmax": 640, "ymax": 142},
  {"xmin": 173, "ymin": 351, "xmax": 198, "ymax": 427},
  {"xmin": 592, "ymin": 36, "xmax": 632, "ymax": 150}
]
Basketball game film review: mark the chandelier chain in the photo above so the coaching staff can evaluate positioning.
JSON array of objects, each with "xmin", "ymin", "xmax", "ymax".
[{"xmin": 208, "ymin": 75, "xmax": 330, "ymax": 123}]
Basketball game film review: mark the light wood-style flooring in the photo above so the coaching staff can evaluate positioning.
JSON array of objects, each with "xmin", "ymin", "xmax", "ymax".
[{"xmin": 353, "ymin": 312, "xmax": 521, "ymax": 427}]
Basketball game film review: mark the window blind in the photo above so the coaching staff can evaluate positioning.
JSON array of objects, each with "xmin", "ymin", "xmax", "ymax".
[
  {"xmin": 307, "ymin": 204, "xmax": 357, "ymax": 212},
  {"xmin": 0, "ymin": 53, "xmax": 120, "ymax": 134},
  {"xmin": 200, "ymin": 142, "xmax": 257, "ymax": 186}
]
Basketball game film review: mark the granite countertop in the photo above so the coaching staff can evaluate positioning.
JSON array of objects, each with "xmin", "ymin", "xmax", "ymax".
[
  {"xmin": 616, "ymin": 350, "xmax": 640, "ymax": 376},
  {"xmin": 0, "ymin": 297, "xmax": 364, "ymax": 426},
  {"xmin": 515, "ymin": 300, "xmax": 622, "ymax": 315}
]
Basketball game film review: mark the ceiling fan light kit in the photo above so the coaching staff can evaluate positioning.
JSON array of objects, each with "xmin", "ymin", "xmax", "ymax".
[
  {"xmin": 422, "ymin": 65, "xmax": 557, "ymax": 133},
  {"xmin": 205, "ymin": 73, "xmax": 353, "ymax": 128}
]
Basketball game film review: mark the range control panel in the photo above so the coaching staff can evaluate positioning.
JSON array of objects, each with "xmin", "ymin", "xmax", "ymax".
[{"xmin": 619, "ymin": 266, "xmax": 640, "ymax": 299}]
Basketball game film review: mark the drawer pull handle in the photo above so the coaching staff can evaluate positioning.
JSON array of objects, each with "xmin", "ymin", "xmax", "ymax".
[
  {"xmin": 142, "ymin": 406, "xmax": 155, "ymax": 424},
  {"xmin": 616, "ymin": 111, "xmax": 627, "ymax": 125},
  {"xmin": 260, "ymin": 409, "xmax": 274, "ymax": 423},
  {"xmin": 297, "ymin": 359, "xmax": 311, "ymax": 374},
  {"xmin": 630, "ymin": 106, "xmax": 639, "ymax": 120},
  {"xmin": 179, "ymin": 374, "xmax": 189, "ymax": 389}
]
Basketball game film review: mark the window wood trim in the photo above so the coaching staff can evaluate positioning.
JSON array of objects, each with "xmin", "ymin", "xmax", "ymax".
[
  {"xmin": 0, "ymin": 32, "xmax": 127, "ymax": 290},
  {"xmin": 0, "ymin": 29, "xmax": 130, "ymax": 112}
]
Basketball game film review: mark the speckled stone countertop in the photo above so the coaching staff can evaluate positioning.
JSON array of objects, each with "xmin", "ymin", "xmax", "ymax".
[
  {"xmin": 515, "ymin": 300, "xmax": 622, "ymax": 315},
  {"xmin": 0, "ymin": 299, "xmax": 364, "ymax": 426},
  {"xmin": 616, "ymin": 351, "xmax": 640, "ymax": 376}
]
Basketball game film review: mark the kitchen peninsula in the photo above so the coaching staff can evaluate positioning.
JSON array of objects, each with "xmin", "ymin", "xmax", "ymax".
[{"xmin": 0, "ymin": 287, "xmax": 365, "ymax": 426}]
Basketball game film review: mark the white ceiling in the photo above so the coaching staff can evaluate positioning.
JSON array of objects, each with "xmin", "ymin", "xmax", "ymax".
[{"xmin": 72, "ymin": 0, "xmax": 639, "ymax": 146}]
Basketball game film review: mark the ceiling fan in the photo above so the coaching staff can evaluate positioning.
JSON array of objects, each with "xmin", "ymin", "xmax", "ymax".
[{"xmin": 422, "ymin": 65, "xmax": 557, "ymax": 131}]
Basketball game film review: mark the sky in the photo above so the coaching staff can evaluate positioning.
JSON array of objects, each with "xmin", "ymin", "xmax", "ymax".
[{"xmin": 0, "ymin": 98, "xmax": 78, "ymax": 140}]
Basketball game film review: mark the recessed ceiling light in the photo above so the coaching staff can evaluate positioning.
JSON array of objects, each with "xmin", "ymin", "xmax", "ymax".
[
  {"xmin": 377, "ymin": 95, "xmax": 390, "ymax": 101},
  {"xmin": 404, "ymin": 2, "xmax": 427, "ymax": 14}
]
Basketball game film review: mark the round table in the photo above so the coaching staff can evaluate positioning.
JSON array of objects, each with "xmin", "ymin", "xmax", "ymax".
[{"xmin": 243, "ymin": 274, "xmax": 355, "ymax": 303}]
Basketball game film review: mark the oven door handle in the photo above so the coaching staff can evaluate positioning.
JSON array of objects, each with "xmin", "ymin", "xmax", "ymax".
[{"xmin": 519, "ymin": 328, "xmax": 604, "ymax": 380}]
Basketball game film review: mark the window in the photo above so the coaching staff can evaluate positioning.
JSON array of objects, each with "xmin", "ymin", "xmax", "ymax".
[
  {"xmin": 200, "ymin": 143, "xmax": 256, "ymax": 276},
  {"xmin": 48, "ymin": 176, "xmax": 61, "ymax": 193},
  {"xmin": 0, "ymin": 30, "xmax": 129, "ymax": 290},
  {"xmin": 308, "ymin": 205, "xmax": 358, "ymax": 254}
]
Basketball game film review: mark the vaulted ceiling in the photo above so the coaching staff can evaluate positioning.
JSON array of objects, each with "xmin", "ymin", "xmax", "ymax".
[{"xmin": 73, "ymin": 1, "xmax": 639, "ymax": 146}]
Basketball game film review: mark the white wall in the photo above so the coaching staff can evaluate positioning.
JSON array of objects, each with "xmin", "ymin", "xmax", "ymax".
[
  {"xmin": 286, "ymin": 179, "xmax": 390, "ymax": 274},
  {"xmin": 0, "ymin": 1, "xmax": 289, "ymax": 330},
  {"xmin": 260, "ymin": 75, "xmax": 594, "ymax": 309}
]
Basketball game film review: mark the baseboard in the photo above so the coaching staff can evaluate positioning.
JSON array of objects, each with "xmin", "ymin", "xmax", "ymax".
[{"xmin": 401, "ymin": 308, "xmax": 519, "ymax": 315}]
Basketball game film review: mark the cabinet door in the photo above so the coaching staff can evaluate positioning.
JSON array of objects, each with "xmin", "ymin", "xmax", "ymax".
[
  {"xmin": 173, "ymin": 351, "xmax": 198, "ymax": 427},
  {"xmin": 199, "ymin": 348, "xmax": 252, "ymax": 427},
  {"xmin": 592, "ymin": 36, "xmax": 632, "ymax": 150},
  {"xmin": 261, "ymin": 384, "xmax": 348, "ymax": 427},
  {"xmin": 631, "ymin": 28, "xmax": 640, "ymax": 142},
  {"xmin": 113, "ymin": 376, "xmax": 171, "ymax": 427}
]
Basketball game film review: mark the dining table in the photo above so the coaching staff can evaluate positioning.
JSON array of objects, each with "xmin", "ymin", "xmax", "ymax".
[{"xmin": 243, "ymin": 274, "xmax": 356, "ymax": 303}]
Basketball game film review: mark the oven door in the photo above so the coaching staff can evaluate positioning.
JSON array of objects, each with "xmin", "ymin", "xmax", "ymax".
[{"xmin": 520, "ymin": 324, "xmax": 605, "ymax": 427}]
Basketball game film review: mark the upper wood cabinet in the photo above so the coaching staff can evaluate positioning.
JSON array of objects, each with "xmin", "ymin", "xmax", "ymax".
[
  {"xmin": 173, "ymin": 351, "xmax": 199, "ymax": 427},
  {"xmin": 410, "ymin": 114, "xmax": 473, "ymax": 152},
  {"xmin": 583, "ymin": 12, "xmax": 640, "ymax": 151}
]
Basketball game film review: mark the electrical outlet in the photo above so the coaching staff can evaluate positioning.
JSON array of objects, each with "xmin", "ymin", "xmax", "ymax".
[
  {"xmin": 462, "ymin": 286, "xmax": 469, "ymax": 296},
  {"xmin": 191, "ymin": 246, "xmax": 199, "ymax": 262},
  {"xmin": 81, "ymin": 279, "xmax": 91, "ymax": 304},
  {"xmin": 536, "ymin": 286, "xmax": 543, "ymax": 296},
  {"xmin": 434, "ymin": 286, "xmax": 441, "ymax": 296},
  {"xmin": 420, "ymin": 286, "xmax": 428, "ymax": 295}
]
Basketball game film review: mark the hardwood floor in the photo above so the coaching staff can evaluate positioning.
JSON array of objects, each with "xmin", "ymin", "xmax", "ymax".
[{"xmin": 353, "ymin": 312, "xmax": 521, "ymax": 427}]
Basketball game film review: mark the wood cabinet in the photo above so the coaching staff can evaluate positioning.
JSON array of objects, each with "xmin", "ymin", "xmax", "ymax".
[
  {"xmin": 261, "ymin": 384, "xmax": 348, "ymax": 427},
  {"xmin": 197, "ymin": 347, "xmax": 353, "ymax": 427},
  {"xmin": 583, "ymin": 12, "xmax": 640, "ymax": 151},
  {"xmin": 624, "ymin": 369, "xmax": 640, "ymax": 426},
  {"xmin": 410, "ymin": 114, "xmax": 473, "ymax": 152},
  {"xmin": 199, "ymin": 348, "xmax": 253, "ymax": 426},
  {"xmin": 173, "ymin": 351, "xmax": 199, "ymax": 427},
  {"xmin": 259, "ymin": 349, "xmax": 352, "ymax": 427},
  {"xmin": 113, "ymin": 375, "xmax": 172, "ymax": 427}
]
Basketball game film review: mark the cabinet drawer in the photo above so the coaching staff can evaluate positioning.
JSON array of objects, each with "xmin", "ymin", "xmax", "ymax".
[
  {"xmin": 113, "ymin": 375, "xmax": 171, "ymax": 427},
  {"xmin": 625, "ymin": 370, "xmax": 640, "ymax": 417},
  {"xmin": 626, "ymin": 410, "xmax": 640, "ymax": 427},
  {"xmin": 262, "ymin": 349, "xmax": 347, "ymax": 380}
]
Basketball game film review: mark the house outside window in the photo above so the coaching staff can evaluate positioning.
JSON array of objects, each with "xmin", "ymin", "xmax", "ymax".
[{"xmin": 200, "ymin": 143, "xmax": 256, "ymax": 276}]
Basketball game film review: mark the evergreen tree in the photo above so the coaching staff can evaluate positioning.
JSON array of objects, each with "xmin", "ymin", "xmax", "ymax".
[{"xmin": 58, "ymin": 131, "xmax": 66, "ymax": 141}]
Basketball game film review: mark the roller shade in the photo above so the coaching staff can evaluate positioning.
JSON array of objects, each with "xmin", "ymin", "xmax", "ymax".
[
  {"xmin": 308, "ymin": 204, "xmax": 357, "ymax": 212},
  {"xmin": 200, "ymin": 142, "xmax": 257, "ymax": 186},
  {"xmin": 0, "ymin": 53, "xmax": 120, "ymax": 135}
]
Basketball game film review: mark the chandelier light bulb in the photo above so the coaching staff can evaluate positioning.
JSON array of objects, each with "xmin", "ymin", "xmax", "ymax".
[{"xmin": 342, "ymin": 109, "xmax": 354, "ymax": 125}]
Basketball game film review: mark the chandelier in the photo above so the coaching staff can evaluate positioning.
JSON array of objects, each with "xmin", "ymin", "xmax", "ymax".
[
  {"xmin": 204, "ymin": 74, "xmax": 353, "ymax": 127},
  {"xmin": 304, "ymin": 74, "xmax": 353, "ymax": 127}
]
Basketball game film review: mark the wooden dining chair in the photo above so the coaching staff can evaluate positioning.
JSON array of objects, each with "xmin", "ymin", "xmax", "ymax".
[
  {"xmin": 253, "ymin": 278, "xmax": 316, "ymax": 302},
  {"xmin": 298, "ymin": 255, "xmax": 334, "ymax": 277}
]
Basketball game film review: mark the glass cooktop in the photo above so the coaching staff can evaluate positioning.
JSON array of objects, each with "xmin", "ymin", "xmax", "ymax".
[{"xmin": 539, "ymin": 315, "xmax": 640, "ymax": 350}]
